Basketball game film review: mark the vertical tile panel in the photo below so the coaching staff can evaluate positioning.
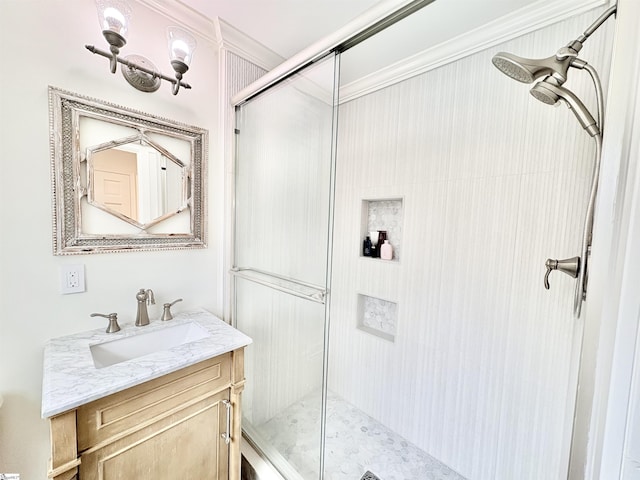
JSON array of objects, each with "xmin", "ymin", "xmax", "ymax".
[{"xmin": 226, "ymin": 52, "xmax": 268, "ymax": 98}]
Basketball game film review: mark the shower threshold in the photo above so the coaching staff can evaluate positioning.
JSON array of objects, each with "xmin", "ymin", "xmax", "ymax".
[{"xmin": 251, "ymin": 391, "xmax": 467, "ymax": 480}]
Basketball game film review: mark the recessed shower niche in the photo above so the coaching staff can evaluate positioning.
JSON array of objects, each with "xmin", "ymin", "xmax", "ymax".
[
  {"xmin": 357, "ymin": 294, "xmax": 398, "ymax": 342},
  {"xmin": 360, "ymin": 198, "xmax": 403, "ymax": 261}
]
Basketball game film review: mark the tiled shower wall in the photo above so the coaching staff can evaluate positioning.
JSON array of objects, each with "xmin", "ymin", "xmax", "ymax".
[{"xmin": 329, "ymin": 8, "xmax": 614, "ymax": 480}]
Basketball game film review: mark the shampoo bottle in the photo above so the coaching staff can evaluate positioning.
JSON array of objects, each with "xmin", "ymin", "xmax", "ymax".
[{"xmin": 363, "ymin": 236, "xmax": 372, "ymax": 256}]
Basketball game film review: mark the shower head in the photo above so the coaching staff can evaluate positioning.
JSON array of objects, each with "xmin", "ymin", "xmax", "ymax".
[
  {"xmin": 492, "ymin": 5, "xmax": 616, "ymax": 86},
  {"xmin": 491, "ymin": 52, "xmax": 571, "ymax": 84},
  {"xmin": 491, "ymin": 5, "xmax": 617, "ymax": 86},
  {"xmin": 530, "ymin": 80, "xmax": 600, "ymax": 137}
]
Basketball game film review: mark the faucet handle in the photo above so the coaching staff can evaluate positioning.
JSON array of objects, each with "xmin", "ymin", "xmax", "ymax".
[
  {"xmin": 161, "ymin": 298, "xmax": 183, "ymax": 321},
  {"xmin": 90, "ymin": 312, "xmax": 121, "ymax": 333}
]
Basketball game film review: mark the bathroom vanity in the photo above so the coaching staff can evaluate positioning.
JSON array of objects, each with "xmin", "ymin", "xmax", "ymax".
[{"xmin": 41, "ymin": 310, "xmax": 251, "ymax": 480}]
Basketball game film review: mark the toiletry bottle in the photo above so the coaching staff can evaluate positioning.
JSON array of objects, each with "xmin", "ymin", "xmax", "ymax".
[
  {"xmin": 375, "ymin": 231, "xmax": 387, "ymax": 259},
  {"xmin": 381, "ymin": 240, "xmax": 393, "ymax": 260},
  {"xmin": 377, "ymin": 231, "xmax": 387, "ymax": 248},
  {"xmin": 369, "ymin": 230, "xmax": 379, "ymax": 257},
  {"xmin": 363, "ymin": 236, "xmax": 372, "ymax": 256}
]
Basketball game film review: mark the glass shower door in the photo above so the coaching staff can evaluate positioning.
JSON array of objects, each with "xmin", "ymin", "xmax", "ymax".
[{"xmin": 232, "ymin": 54, "xmax": 338, "ymax": 480}]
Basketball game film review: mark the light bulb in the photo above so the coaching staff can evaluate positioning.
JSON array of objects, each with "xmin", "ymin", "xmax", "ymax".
[
  {"xmin": 167, "ymin": 26, "xmax": 197, "ymax": 68},
  {"xmin": 95, "ymin": 0, "xmax": 132, "ymax": 39}
]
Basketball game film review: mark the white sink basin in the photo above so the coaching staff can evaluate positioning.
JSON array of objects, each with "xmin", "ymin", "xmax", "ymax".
[{"xmin": 90, "ymin": 322, "xmax": 211, "ymax": 369}]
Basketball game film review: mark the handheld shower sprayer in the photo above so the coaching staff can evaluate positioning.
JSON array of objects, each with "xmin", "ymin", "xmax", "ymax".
[
  {"xmin": 529, "ymin": 80, "xmax": 600, "ymax": 137},
  {"xmin": 490, "ymin": 5, "xmax": 616, "ymax": 317}
]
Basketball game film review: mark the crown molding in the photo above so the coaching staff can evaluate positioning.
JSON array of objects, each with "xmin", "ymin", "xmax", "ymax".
[
  {"xmin": 214, "ymin": 18, "xmax": 285, "ymax": 71},
  {"xmin": 134, "ymin": 0, "xmax": 285, "ymax": 71},
  {"xmin": 339, "ymin": 0, "xmax": 613, "ymax": 103},
  {"xmin": 135, "ymin": 0, "xmax": 217, "ymax": 44}
]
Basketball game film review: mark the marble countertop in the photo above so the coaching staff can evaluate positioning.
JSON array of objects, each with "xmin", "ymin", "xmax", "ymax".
[{"xmin": 41, "ymin": 309, "xmax": 252, "ymax": 418}]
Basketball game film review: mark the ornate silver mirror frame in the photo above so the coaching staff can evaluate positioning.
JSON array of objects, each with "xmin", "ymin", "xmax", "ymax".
[{"xmin": 49, "ymin": 86, "xmax": 208, "ymax": 254}]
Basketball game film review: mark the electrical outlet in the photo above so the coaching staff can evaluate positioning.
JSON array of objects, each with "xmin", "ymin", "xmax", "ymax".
[{"xmin": 60, "ymin": 264, "xmax": 85, "ymax": 294}]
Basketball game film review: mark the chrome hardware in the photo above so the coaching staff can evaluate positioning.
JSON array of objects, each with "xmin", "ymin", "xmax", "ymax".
[
  {"xmin": 161, "ymin": 298, "xmax": 183, "ymax": 321},
  {"xmin": 544, "ymin": 256, "xmax": 580, "ymax": 290},
  {"xmin": 135, "ymin": 288, "xmax": 155, "ymax": 327},
  {"xmin": 221, "ymin": 399, "xmax": 232, "ymax": 445},
  {"xmin": 90, "ymin": 312, "xmax": 121, "ymax": 333},
  {"xmin": 493, "ymin": 6, "xmax": 615, "ymax": 318}
]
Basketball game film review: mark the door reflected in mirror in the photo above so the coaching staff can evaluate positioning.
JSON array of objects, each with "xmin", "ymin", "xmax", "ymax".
[{"xmin": 87, "ymin": 135, "xmax": 188, "ymax": 229}]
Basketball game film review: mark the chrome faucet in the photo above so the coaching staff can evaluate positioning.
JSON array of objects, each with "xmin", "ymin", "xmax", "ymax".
[{"xmin": 135, "ymin": 288, "xmax": 155, "ymax": 326}]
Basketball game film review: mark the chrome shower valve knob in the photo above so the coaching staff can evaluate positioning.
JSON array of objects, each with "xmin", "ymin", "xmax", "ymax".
[{"xmin": 544, "ymin": 256, "xmax": 580, "ymax": 290}]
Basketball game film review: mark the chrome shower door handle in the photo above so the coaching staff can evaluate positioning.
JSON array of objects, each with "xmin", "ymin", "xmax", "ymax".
[
  {"xmin": 221, "ymin": 399, "xmax": 232, "ymax": 445},
  {"xmin": 544, "ymin": 256, "xmax": 580, "ymax": 290}
]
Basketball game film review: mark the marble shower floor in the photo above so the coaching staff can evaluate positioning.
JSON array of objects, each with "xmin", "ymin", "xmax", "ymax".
[{"xmin": 256, "ymin": 391, "xmax": 466, "ymax": 480}]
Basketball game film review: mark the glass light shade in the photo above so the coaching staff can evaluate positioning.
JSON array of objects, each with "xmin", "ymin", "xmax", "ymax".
[
  {"xmin": 95, "ymin": 0, "xmax": 132, "ymax": 38},
  {"xmin": 167, "ymin": 26, "xmax": 197, "ymax": 67}
]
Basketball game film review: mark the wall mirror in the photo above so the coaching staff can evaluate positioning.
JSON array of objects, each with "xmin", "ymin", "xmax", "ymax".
[{"xmin": 49, "ymin": 87, "xmax": 207, "ymax": 254}]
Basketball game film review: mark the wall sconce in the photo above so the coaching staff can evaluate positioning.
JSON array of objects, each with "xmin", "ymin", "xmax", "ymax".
[{"xmin": 85, "ymin": 0, "xmax": 197, "ymax": 95}]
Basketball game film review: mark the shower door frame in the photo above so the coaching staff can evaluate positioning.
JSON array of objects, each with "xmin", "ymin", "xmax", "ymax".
[{"xmin": 230, "ymin": 51, "xmax": 341, "ymax": 480}]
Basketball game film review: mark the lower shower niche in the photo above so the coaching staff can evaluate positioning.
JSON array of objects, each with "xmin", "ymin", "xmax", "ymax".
[
  {"xmin": 357, "ymin": 294, "xmax": 397, "ymax": 342},
  {"xmin": 258, "ymin": 390, "xmax": 467, "ymax": 480}
]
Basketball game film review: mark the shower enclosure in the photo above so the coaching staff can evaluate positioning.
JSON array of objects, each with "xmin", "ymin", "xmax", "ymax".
[{"xmin": 230, "ymin": 2, "xmax": 615, "ymax": 479}]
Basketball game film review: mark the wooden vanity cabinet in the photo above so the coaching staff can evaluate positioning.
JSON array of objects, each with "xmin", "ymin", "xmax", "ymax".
[{"xmin": 47, "ymin": 349, "xmax": 245, "ymax": 480}]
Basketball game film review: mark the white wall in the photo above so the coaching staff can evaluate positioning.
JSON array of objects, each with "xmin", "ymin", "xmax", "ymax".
[
  {"xmin": 0, "ymin": 1, "xmax": 221, "ymax": 478},
  {"xmin": 329, "ymin": 9, "xmax": 614, "ymax": 480}
]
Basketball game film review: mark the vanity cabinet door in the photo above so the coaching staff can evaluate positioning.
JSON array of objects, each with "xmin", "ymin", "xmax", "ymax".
[
  {"xmin": 79, "ymin": 388, "xmax": 230, "ymax": 479},
  {"xmin": 76, "ymin": 354, "xmax": 231, "ymax": 451}
]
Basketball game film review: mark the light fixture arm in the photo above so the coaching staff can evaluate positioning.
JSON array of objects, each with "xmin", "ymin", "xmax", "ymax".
[
  {"xmin": 109, "ymin": 45, "xmax": 119, "ymax": 73},
  {"xmin": 100, "ymin": 30, "xmax": 126, "ymax": 73},
  {"xmin": 85, "ymin": 44, "xmax": 192, "ymax": 92},
  {"xmin": 172, "ymin": 74, "xmax": 183, "ymax": 95},
  {"xmin": 170, "ymin": 60, "xmax": 189, "ymax": 95}
]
